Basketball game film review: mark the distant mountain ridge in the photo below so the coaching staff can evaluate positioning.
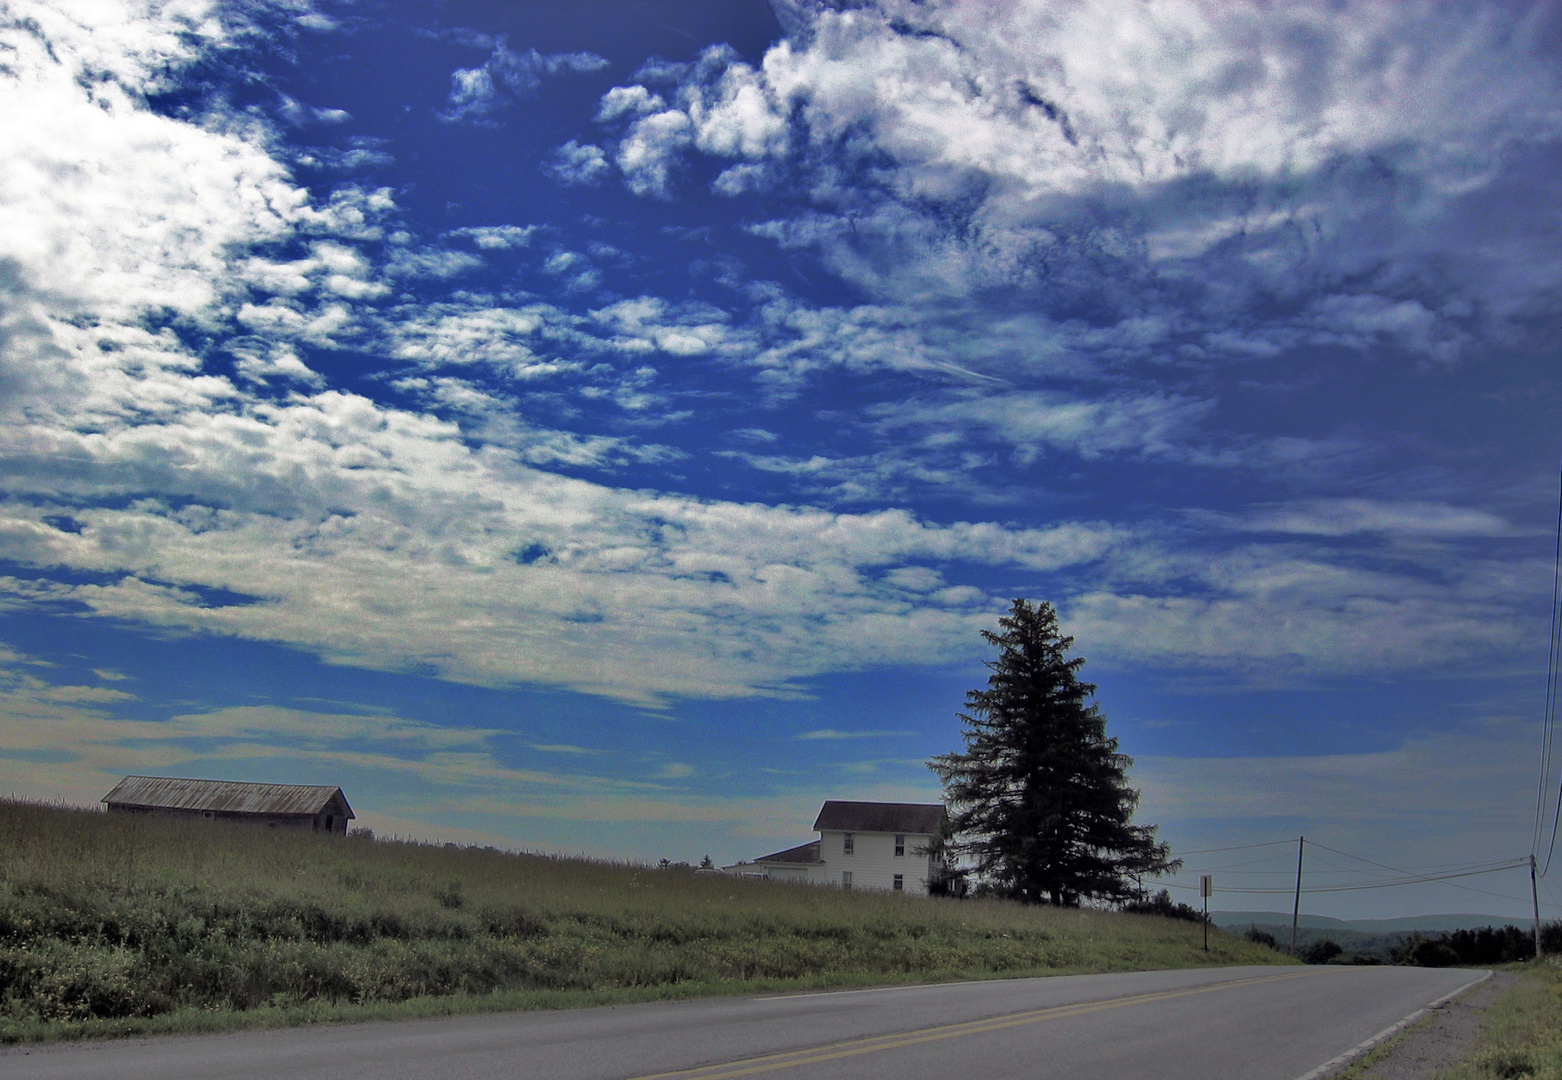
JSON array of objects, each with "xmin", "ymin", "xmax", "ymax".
[{"xmin": 1211, "ymin": 910, "xmax": 1529, "ymax": 933}]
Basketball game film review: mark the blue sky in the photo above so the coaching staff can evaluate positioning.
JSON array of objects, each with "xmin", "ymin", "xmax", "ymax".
[{"xmin": 3, "ymin": 0, "xmax": 1562, "ymax": 919}]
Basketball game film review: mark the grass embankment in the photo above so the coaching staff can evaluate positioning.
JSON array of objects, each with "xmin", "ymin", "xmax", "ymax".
[
  {"xmin": 1426, "ymin": 961, "xmax": 1562, "ymax": 1079},
  {"xmin": 0, "ymin": 799, "xmax": 1291, "ymax": 1044}
]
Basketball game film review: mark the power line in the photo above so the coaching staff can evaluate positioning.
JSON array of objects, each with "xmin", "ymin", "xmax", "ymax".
[
  {"xmin": 1157, "ymin": 837, "xmax": 1533, "ymax": 904},
  {"xmin": 1538, "ymin": 448, "xmax": 1562, "ymax": 873},
  {"xmin": 1173, "ymin": 839, "xmax": 1299, "ymax": 855},
  {"xmin": 1305, "ymin": 841, "xmax": 1522, "ymax": 882},
  {"xmin": 1163, "ymin": 861, "xmax": 1527, "ymax": 894}
]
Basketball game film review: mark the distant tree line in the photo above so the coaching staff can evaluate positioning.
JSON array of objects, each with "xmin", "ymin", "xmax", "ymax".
[{"xmin": 1236, "ymin": 921, "xmax": 1562, "ymax": 966}]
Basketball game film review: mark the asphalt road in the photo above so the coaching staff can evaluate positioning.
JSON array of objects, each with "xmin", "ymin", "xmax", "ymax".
[{"xmin": 3, "ymin": 965, "xmax": 1489, "ymax": 1080}]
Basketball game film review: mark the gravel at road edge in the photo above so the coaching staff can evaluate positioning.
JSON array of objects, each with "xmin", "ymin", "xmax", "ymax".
[{"xmin": 1345, "ymin": 971, "xmax": 1517, "ymax": 1080}]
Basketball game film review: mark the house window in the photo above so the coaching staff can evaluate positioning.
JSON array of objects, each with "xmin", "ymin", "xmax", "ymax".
[
  {"xmin": 893, "ymin": 874, "xmax": 904, "ymax": 891},
  {"xmin": 843, "ymin": 832, "xmax": 854, "ymax": 855},
  {"xmin": 842, "ymin": 871, "xmax": 853, "ymax": 889},
  {"xmin": 894, "ymin": 834, "xmax": 905, "ymax": 856}
]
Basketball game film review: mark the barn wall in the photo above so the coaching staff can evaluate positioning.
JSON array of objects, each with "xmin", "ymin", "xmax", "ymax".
[{"xmin": 106, "ymin": 804, "xmax": 341, "ymax": 832}]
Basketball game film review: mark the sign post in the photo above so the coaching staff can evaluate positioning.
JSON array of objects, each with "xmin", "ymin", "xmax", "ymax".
[{"xmin": 1200, "ymin": 875, "xmax": 1213, "ymax": 952}]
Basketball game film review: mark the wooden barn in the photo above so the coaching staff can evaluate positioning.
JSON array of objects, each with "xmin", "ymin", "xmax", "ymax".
[{"xmin": 101, "ymin": 776, "xmax": 355, "ymax": 834}]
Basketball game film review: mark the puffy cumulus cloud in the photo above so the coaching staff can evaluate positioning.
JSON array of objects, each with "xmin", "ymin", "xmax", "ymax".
[
  {"xmin": 440, "ymin": 42, "xmax": 608, "ymax": 123},
  {"xmin": 545, "ymin": 140, "xmax": 612, "ymax": 186},
  {"xmin": 598, "ymin": 45, "xmax": 791, "ymax": 198},
  {"xmin": 623, "ymin": 1, "xmax": 1562, "ymax": 367},
  {"xmin": 589, "ymin": 296, "xmax": 736, "ymax": 357},
  {"xmin": 447, "ymin": 225, "xmax": 537, "ymax": 250},
  {"xmin": 0, "ymin": 4, "xmax": 306, "ymax": 324},
  {"xmin": 383, "ymin": 303, "xmax": 579, "ymax": 379},
  {"xmin": 763, "ymin": 1, "xmax": 1555, "ymax": 199}
]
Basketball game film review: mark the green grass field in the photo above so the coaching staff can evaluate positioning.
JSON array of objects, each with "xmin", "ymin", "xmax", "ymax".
[{"xmin": 0, "ymin": 798, "xmax": 1293, "ymax": 1044}]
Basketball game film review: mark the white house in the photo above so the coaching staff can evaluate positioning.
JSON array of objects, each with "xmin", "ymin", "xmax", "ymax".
[{"xmin": 726, "ymin": 800, "xmax": 947, "ymax": 895}]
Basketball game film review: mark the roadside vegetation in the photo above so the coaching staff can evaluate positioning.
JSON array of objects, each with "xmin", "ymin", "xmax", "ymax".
[
  {"xmin": 0, "ymin": 798, "xmax": 1290, "ymax": 1044},
  {"xmin": 1420, "ymin": 960, "xmax": 1562, "ymax": 1080},
  {"xmin": 1236, "ymin": 923, "xmax": 1562, "ymax": 968}
]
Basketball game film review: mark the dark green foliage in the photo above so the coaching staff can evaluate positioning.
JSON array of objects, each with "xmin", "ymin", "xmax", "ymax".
[
  {"xmin": 929, "ymin": 599, "xmax": 1180, "ymax": 905},
  {"xmin": 1239, "ymin": 921, "xmax": 1561, "ymax": 966},
  {"xmin": 1398, "ymin": 925, "xmax": 1544, "ymax": 967},
  {"xmin": 1122, "ymin": 889, "xmax": 1205, "ymax": 924},
  {"xmin": 1300, "ymin": 938, "xmax": 1343, "ymax": 965},
  {"xmin": 1244, "ymin": 926, "xmax": 1278, "ymax": 948}
]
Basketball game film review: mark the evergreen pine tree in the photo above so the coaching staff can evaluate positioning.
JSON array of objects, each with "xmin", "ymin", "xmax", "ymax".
[{"xmin": 929, "ymin": 598, "xmax": 1180, "ymax": 905}]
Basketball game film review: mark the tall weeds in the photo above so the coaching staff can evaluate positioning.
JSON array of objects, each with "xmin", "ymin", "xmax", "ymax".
[{"xmin": 0, "ymin": 799, "xmax": 1288, "ymax": 1041}]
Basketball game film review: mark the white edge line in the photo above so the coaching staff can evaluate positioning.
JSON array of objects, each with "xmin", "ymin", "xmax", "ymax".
[{"xmin": 1289, "ymin": 971, "xmax": 1494, "ymax": 1080}]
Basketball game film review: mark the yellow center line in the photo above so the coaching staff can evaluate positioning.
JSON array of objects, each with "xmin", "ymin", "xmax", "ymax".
[{"xmin": 627, "ymin": 970, "xmax": 1326, "ymax": 1080}]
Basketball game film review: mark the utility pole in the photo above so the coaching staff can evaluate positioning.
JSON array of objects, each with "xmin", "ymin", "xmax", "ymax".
[
  {"xmin": 1291, "ymin": 836, "xmax": 1305, "ymax": 953},
  {"xmin": 1201, "ymin": 875, "xmax": 1213, "ymax": 952},
  {"xmin": 1533, "ymin": 855, "xmax": 1544, "ymax": 961}
]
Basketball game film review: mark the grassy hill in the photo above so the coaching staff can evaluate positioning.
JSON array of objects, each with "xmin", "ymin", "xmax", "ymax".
[{"xmin": 0, "ymin": 799, "xmax": 1292, "ymax": 1043}]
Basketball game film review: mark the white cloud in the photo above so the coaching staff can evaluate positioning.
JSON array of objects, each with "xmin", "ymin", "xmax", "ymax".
[
  {"xmin": 615, "ymin": 109, "xmax": 694, "ymax": 198},
  {"xmin": 597, "ymin": 85, "xmax": 665, "ymax": 122},
  {"xmin": 597, "ymin": 46, "xmax": 789, "ymax": 198},
  {"xmin": 441, "ymin": 43, "xmax": 609, "ymax": 122},
  {"xmin": 0, "ymin": 0, "xmax": 1551, "ymax": 716},
  {"xmin": 447, "ymin": 225, "xmax": 537, "ymax": 250},
  {"xmin": 622, "ymin": 1, "xmax": 1562, "ymax": 368},
  {"xmin": 1236, "ymin": 500, "xmax": 1523, "ymax": 540},
  {"xmin": 797, "ymin": 729, "xmax": 914, "ymax": 740},
  {"xmin": 872, "ymin": 390, "xmax": 1216, "ymax": 463},
  {"xmin": 547, "ymin": 140, "xmax": 612, "ymax": 186}
]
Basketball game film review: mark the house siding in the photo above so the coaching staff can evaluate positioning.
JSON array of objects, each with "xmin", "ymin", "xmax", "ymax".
[{"xmin": 819, "ymin": 830, "xmax": 935, "ymax": 893}]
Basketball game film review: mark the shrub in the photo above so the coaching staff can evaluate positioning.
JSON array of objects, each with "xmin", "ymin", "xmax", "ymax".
[
  {"xmin": 1300, "ymin": 939, "xmax": 1343, "ymax": 965},
  {"xmin": 1244, "ymin": 926, "xmax": 1277, "ymax": 949},
  {"xmin": 1122, "ymin": 890, "xmax": 1205, "ymax": 924}
]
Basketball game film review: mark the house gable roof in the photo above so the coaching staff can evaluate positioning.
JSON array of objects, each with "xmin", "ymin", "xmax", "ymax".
[
  {"xmin": 753, "ymin": 840, "xmax": 821, "ymax": 864},
  {"xmin": 102, "ymin": 776, "xmax": 355, "ymax": 819},
  {"xmin": 812, "ymin": 800, "xmax": 944, "ymax": 835}
]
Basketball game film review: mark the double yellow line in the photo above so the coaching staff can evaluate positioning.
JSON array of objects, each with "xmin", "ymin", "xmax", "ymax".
[{"xmin": 628, "ymin": 970, "xmax": 1323, "ymax": 1080}]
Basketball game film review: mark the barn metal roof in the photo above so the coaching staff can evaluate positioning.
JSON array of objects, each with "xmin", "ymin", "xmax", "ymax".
[
  {"xmin": 812, "ymin": 800, "xmax": 944, "ymax": 835},
  {"xmin": 102, "ymin": 776, "xmax": 355, "ymax": 818}
]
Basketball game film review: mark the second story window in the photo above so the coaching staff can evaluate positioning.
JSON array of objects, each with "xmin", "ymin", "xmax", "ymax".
[
  {"xmin": 894, "ymin": 834, "xmax": 905, "ymax": 856},
  {"xmin": 843, "ymin": 831, "xmax": 854, "ymax": 855}
]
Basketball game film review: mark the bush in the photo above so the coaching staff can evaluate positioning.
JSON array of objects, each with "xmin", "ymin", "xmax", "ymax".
[
  {"xmin": 1300, "ymin": 939, "xmax": 1343, "ymax": 965},
  {"xmin": 1244, "ymin": 926, "xmax": 1277, "ymax": 949},
  {"xmin": 1404, "ymin": 937, "xmax": 1461, "ymax": 968},
  {"xmin": 1122, "ymin": 890, "xmax": 1205, "ymax": 924}
]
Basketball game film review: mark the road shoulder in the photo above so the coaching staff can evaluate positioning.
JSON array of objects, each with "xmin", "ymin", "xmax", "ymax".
[{"xmin": 1341, "ymin": 971, "xmax": 1516, "ymax": 1080}]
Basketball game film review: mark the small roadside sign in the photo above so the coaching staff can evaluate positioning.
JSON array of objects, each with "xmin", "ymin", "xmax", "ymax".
[{"xmin": 1200, "ymin": 876, "xmax": 1213, "ymax": 951}]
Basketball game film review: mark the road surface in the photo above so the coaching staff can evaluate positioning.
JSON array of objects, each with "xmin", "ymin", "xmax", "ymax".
[{"xmin": 3, "ymin": 965, "xmax": 1488, "ymax": 1080}]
